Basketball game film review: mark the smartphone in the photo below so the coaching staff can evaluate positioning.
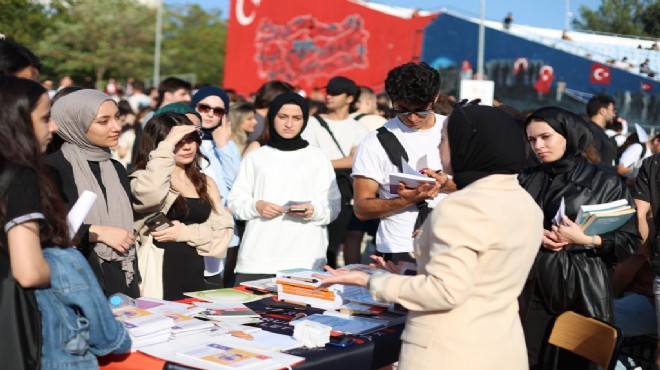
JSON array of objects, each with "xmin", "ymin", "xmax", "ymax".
[
  {"xmin": 144, "ymin": 212, "xmax": 174, "ymax": 233},
  {"xmin": 288, "ymin": 206, "xmax": 306, "ymax": 214}
]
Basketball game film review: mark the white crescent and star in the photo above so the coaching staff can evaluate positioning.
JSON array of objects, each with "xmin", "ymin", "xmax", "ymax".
[
  {"xmin": 592, "ymin": 67, "xmax": 610, "ymax": 81},
  {"xmin": 236, "ymin": 0, "xmax": 261, "ymax": 26}
]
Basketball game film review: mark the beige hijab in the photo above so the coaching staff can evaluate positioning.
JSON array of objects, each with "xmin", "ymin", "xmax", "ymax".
[{"xmin": 51, "ymin": 89, "xmax": 136, "ymax": 286}]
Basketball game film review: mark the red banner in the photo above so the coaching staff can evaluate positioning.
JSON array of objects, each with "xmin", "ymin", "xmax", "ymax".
[
  {"xmin": 225, "ymin": 0, "xmax": 436, "ymax": 95},
  {"xmin": 590, "ymin": 63, "xmax": 611, "ymax": 85}
]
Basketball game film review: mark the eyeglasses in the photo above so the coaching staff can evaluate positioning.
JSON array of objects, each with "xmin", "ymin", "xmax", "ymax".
[
  {"xmin": 393, "ymin": 109, "xmax": 434, "ymax": 119},
  {"xmin": 196, "ymin": 103, "xmax": 226, "ymax": 118}
]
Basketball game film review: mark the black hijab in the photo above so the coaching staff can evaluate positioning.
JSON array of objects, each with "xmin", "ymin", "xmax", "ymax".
[
  {"xmin": 525, "ymin": 106, "xmax": 592, "ymax": 175},
  {"xmin": 521, "ymin": 107, "xmax": 593, "ymax": 224},
  {"xmin": 447, "ymin": 105, "xmax": 527, "ymax": 189},
  {"xmin": 266, "ymin": 92, "xmax": 309, "ymax": 151}
]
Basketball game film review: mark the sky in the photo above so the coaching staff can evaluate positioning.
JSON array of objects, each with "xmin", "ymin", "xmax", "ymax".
[{"xmin": 166, "ymin": 0, "xmax": 604, "ymax": 31}]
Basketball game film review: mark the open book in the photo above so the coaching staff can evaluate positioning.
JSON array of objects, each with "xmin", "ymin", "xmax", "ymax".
[
  {"xmin": 575, "ymin": 199, "xmax": 635, "ymax": 236},
  {"xmin": 388, "ymin": 157, "xmax": 436, "ymax": 194}
]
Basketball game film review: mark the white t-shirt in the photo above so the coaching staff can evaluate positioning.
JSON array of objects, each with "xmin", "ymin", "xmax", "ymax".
[
  {"xmin": 349, "ymin": 112, "xmax": 388, "ymax": 132},
  {"xmin": 619, "ymin": 142, "xmax": 653, "ymax": 177},
  {"xmin": 352, "ymin": 114, "xmax": 448, "ymax": 253},
  {"xmin": 302, "ymin": 115, "xmax": 370, "ymax": 160},
  {"xmin": 227, "ymin": 146, "xmax": 341, "ymax": 274}
]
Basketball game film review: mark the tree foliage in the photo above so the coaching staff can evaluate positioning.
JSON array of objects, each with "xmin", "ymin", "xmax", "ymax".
[
  {"xmin": 160, "ymin": 4, "xmax": 227, "ymax": 85},
  {"xmin": 0, "ymin": 0, "xmax": 51, "ymax": 46},
  {"xmin": 37, "ymin": 0, "xmax": 155, "ymax": 84},
  {"xmin": 0, "ymin": 0, "xmax": 228, "ymax": 86},
  {"xmin": 573, "ymin": 0, "xmax": 660, "ymax": 38}
]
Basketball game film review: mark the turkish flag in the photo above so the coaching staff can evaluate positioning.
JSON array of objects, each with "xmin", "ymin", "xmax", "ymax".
[
  {"xmin": 642, "ymin": 81, "xmax": 653, "ymax": 92},
  {"xmin": 590, "ymin": 63, "xmax": 611, "ymax": 84}
]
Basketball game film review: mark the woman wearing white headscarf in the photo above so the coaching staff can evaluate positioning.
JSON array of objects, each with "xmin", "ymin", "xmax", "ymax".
[{"xmin": 45, "ymin": 89, "xmax": 139, "ymax": 298}]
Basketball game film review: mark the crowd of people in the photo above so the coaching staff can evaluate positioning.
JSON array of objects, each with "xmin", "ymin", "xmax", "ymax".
[{"xmin": 0, "ymin": 34, "xmax": 659, "ymax": 370}]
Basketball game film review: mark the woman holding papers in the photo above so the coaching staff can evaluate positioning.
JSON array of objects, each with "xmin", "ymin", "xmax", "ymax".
[
  {"xmin": 228, "ymin": 92, "xmax": 341, "ymax": 284},
  {"xmin": 316, "ymin": 105, "xmax": 543, "ymax": 370},
  {"xmin": 46, "ymin": 89, "xmax": 140, "ymax": 298},
  {"xmin": 130, "ymin": 112, "xmax": 234, "ymax": 300},
  {"xmin": 519, "ymin": 106, "xmax": 640, "ymax": 369}
]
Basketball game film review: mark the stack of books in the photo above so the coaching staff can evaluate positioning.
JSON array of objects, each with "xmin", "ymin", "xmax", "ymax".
[
  {"xmin": 275, "ymin": 268, "xmax": 362, "ymax": 310},
  {"xmin": 576, "ymin": 199, "xmax": 635, "ymax": 236},
  {"xmin": 194, "ymin": 302, "xmax": 261, "ymax": 325},
  {"xmin": 113, "ymin": 307, "xmax": 175, "ymax": 349}
]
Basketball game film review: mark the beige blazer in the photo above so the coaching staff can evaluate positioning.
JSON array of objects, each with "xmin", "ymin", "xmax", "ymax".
[
  {"xmin": 370, "ymin": 175, "xmax": 543, "ymax": 370},
  {"xmin": 130, "ymin": 140, "xmax": 234, "ymax": 258}
]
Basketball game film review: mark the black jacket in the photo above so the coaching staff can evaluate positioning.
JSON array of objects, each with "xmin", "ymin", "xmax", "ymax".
[
  {"xmin": 633, "ymin": 153, "xmax": 660, "ymax": 275},
  {"xmin": 519, "ymin": 157, "xmax": 640, "ymax": 322}
]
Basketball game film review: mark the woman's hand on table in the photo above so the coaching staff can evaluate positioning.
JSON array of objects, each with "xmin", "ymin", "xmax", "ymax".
[
  {"xmin": 150, "ymin": 220, "xmax": 182, "ymax": 242},
  {"xmin": 313, "ymin": 265, "xmax": 370, "ymax": 288},
  {"xmin": 369, "ymin": 255, "xmax": 400, "ymax": 274}
]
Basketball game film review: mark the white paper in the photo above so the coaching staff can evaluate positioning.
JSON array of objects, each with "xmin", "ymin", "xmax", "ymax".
[
  {"xmin": 139, "ymin": 333, "xmax": 305, "ymax": 370},
  {"xmin": 67, "ymin": 190, "xmax": 97, "ymax": 238},
  {"xmin": 553, "ymin": 197, "xmax": 566, "ymax": 226},
  {"xmin": 400, "ymin": 157, "xmax": 420, "ymax": 175},
  {"xmin": 415, "ymin": 155, "xmax": 429, "ymax": 171}
]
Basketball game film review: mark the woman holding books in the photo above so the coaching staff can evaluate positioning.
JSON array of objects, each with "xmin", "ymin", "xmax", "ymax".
[
  {"xmin": 316, "ymin": 105, "xmax": 544, "ymax": 370},
  {"xmin": 519, "ymin": 106, "xmax": 640, "ymax": 369},
  {"xmin": 228, "ymin": 92, "xmax": 340, "ymax": 284}
]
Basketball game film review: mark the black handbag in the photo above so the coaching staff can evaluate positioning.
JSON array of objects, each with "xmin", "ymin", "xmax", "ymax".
[{"xmin": 0, "ymin": 163, "xmax": 42, "ymax": 370}]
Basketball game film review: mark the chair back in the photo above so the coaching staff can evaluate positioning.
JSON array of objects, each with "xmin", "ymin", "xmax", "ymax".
[{"xmin": 547, "ymin": 311, "xmax": 623, "ymax": 370}]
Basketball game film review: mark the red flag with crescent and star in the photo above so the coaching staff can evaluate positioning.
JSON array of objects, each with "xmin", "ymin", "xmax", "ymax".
[
  {"xmin": 590, "ymin": 63, "xmax": 611, "ymax": 84},
  {"xmin": 642, "ymin": 81, "xmax": 653, "ymax": 92}
]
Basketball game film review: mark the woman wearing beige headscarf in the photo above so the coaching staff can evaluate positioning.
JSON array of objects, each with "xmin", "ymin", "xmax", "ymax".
[{"xmin": 45, "ymin": 89, "xmax": 139, "ymax": 298}]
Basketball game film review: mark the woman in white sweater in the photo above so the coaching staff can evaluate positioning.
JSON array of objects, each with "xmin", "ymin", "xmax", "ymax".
[{"xmin": 228, "ymin": 92, "xmax": 341, "ymax": 284}]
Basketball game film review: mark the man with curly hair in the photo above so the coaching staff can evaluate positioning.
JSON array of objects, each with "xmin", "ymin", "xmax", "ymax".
[{"xmin": 352, "ymin": 62, "xmax": 455, "ymax": 263}]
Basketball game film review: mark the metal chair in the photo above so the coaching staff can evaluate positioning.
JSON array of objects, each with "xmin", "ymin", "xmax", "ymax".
[{"xmin": 546, "ymin": 311, "xmax": 623, "ymax": 370}]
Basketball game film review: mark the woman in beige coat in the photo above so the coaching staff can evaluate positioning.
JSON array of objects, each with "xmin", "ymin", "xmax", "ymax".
[
  {"xmin": 318, "ymin": 105, "xmax": 543, "ymax": 369},
  {"xmin": 130, "ymin": 112, "xmax": 234, "ymax": 299}
]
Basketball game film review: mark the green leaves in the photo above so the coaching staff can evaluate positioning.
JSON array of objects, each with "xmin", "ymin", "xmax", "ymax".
[{"xmin": 573, "ymin": 0, "xmax": 660, "ymax": 38}]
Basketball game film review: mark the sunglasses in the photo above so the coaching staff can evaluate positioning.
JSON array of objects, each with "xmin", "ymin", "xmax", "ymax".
[
  {"xmin": 393, "ymin": 109, "xmax": 434, "ymax": 119},
  {"xmin": 196, "ymin": 103, "xmax": 226, "ymax": 118}
]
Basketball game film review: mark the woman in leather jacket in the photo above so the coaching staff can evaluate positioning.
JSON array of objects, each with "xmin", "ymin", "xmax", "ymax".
[{"xmin": 518, "ymin": 107, "xmax": 640, "ymax": 369}]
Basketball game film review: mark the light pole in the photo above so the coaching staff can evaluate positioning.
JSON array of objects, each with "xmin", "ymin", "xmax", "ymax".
[
  {"xmin": 477, "ymin": 0, "xmax": 485, "ymax": 80},
  {"xmin": 153, "ymin": 0, "xmax": 163, "ymax": 88}
]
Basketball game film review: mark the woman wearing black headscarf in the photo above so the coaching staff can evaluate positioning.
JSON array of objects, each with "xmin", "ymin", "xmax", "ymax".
[
  {"xmin": 227, "ymin": 93, "xmax": 341, "ymax": 284},
  {"xmin": 316, "ymin": 105, "xmax": 544, "ymax": 370},
  {"xmin": 519, "ymin": 107, "xmax": 640, "ymax": 369}
]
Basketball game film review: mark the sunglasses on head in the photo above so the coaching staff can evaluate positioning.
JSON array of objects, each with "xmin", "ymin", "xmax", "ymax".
[{"xmin": 196, "ymin": 103, "xmax": 226, "ymax": 118}]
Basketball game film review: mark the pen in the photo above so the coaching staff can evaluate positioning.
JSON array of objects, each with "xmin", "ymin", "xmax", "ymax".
[{"xmin": 283, "ymin": 276, "xmax": 318, "ymax": 283}]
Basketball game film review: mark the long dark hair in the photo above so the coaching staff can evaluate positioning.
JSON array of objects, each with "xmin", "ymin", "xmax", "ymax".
[
  {"xmin": 131, "ymin": 112, "xmax": 213, "ymax": 215},
  {"xmin": 0, "ymin": 75, "xmax": 70, "ymax": 247}
]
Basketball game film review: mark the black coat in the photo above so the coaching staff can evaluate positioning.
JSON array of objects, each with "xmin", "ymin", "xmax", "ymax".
[{"xmin": 519, "ymin": 157, "xmax": 640, "ymax": 322}]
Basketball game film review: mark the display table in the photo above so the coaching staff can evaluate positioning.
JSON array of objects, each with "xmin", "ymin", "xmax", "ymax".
[{"xmin": 99, "ymin": 295, "xmax": 403, "ymax": 370}]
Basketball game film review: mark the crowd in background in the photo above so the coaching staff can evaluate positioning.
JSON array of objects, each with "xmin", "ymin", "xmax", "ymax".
[{"xmin": 1, "ymin": 33, "xmax": 659, "ymax": 370}]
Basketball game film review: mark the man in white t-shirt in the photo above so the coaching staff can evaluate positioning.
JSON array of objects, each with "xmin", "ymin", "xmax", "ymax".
[
  {"xmin": 352, "ymin": 62, "xmax": 456, "ymax": 263},
  {"xmin": 350, "ymin": 86, "xmax": 388, "ymax": 132},
  {"xmin": 618, "ymin": 131, "xmax": 660, "ymax": 179},
  {"xmin": 302, "ymin": 76, "xmax": 370, "ymax": 267}
]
